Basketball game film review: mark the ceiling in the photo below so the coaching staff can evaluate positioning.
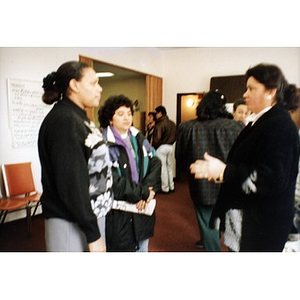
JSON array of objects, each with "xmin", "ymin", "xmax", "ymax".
[
  {"xmin": 93, "ymin": 60, "xmax": 145, "ymax": 81},
  {"xmin": 93, "ymin": 48, "xmax": 186, "ymax": 81}
]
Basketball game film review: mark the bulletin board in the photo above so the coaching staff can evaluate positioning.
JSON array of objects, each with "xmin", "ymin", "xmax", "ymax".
[{"xmin": 7, "ymin": 78, "xmax": 51, "ymax": 148}]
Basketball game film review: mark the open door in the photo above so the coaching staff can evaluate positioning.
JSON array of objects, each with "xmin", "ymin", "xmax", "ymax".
[
  {"xmin": 176, "ymin": 93, "xmax": 203, "ymax": 125},
  {"xmin": 176, "ymin": 93, "xmax": 203, "ymax": 180},
  {"xmin": 79, "ymin": 55, "xmax": 163, "ymax": 126}
]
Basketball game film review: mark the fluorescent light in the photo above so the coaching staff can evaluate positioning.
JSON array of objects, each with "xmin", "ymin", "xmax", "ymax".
[{"xmin": 96, "ymin": 72, "xmax": 115, "ymax": 78}]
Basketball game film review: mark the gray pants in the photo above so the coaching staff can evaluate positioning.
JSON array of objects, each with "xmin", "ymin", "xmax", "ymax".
[
  {"xmin": 45, "ymin": 217, "xmax": 106, "ymax": 252},
  {"xmin": 156, "ymin": 144, "xmax": 175, "ymax": 193}
]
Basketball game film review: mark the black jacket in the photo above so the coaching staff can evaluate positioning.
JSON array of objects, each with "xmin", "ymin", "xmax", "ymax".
[
  {"xmin": 211, "ymin": 105, "xmax": 300, "ymax": 251},
  {"xmin": 103, "ymin": 126, "xmax": 162, "ymax": 251},
  {"xmin": 38, "ymin": 98, "xmax": 101, "ymax": 243}
]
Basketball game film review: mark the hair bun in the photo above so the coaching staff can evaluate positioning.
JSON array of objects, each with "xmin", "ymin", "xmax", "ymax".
[{"xmin": 42, "ymin": 72, "xmax": 57, "ymax": 91}]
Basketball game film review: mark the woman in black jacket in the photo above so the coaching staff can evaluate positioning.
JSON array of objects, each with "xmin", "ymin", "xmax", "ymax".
[
  {"xmin": 98, "ymin": 95, "xmax": 161, "ymax": 251},
  {"xmin": 39, "ymin": 61, "xmax": 113, "ymax": 252},
  {"xmin": 190, "ymin": 63, "xmax": 300, "ymax": 252}
]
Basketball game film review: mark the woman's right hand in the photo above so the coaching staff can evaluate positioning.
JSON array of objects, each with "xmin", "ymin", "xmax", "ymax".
[
  {"xmin": 146, "ymin": 189, "xmax": 155, "ymax": 202},
  {"xmin": 88, "ymin": 237, "xmax": 106, "ymax": 252}
]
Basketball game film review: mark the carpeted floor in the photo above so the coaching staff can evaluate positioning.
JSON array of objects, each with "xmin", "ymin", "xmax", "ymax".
[
  {"xmin": 0, "ymin": 178, "xmax": 227, "ymax": 252},
  {"xmin": 149, "ymin": 178, "xmax": 204, "ymax": 251}
]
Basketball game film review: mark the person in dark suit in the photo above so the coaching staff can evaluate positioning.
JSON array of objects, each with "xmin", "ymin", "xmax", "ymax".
[
  {"xmin": 176, "ymin": 90, "xmax": 244, "ymax": 251},
  {"xmin": 190, "ymin": 63, "xmax": 300, "ymax": 252}
]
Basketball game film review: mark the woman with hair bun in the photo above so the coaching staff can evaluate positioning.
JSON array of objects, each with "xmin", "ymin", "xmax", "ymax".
[
  {"xmin": 190, "ymin": 63, "xmax": 300, "ymax": 251},
  {"xmin": 38, "ymin": 61, "xmax": 113, "ymax": 252}
]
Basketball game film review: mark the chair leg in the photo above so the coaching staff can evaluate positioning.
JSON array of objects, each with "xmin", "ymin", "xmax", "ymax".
[
  {"xmin": 0, "ymin": 211, "xmax": 8, "ymax": 225},
  {"xmin": 26, "ymin": 206, "xmax": 32, "ymax": 238},
  {"xmin": 31, "ymin": 202, "xmax": 41, "ymax": 217}
]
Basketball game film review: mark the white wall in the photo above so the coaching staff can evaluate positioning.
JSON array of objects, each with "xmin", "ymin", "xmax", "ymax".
[{"xmin": 162, "ymin": 47, "xmax": 300, "ymax": 122}]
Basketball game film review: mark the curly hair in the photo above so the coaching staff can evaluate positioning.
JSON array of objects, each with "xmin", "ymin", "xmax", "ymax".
[
  {"xmin": 246, "ymin": 63, "xmax": 298, "ymax": 111},
  {"xmin": 98, "ymin": 94, "xmax": 134, "ymax": 128},
  {"xmin": 196, "ymin": 89, "xmax": 232, "ymax": 121}
]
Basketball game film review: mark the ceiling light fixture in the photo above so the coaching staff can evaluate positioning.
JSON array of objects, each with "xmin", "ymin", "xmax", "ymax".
[{"xmin": 96, "ymin": 72, "xmax": 115, "ymax": 78}]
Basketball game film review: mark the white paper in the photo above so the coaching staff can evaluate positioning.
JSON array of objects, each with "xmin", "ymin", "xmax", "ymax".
[{"xmin": 112, "ymin": 199, "xmax": 156, "ymax": 216}]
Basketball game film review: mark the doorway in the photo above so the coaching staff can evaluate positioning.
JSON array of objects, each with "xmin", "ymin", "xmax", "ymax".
[
  {"xmin": 79, "ymin": 55, "xmax": 163, "ymax": 132},
  {"xmin": 176, "ymin": 93, "xmax": 204, "ymax": 125},
  {"xmin": 175, "ymin": 92, "xmax": 204, "ymax": 180}
]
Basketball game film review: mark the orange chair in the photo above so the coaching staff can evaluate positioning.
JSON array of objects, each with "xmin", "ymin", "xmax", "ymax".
[{"xmin": 1, "ymin": 162, "xmax": 42, "ymax": 236}]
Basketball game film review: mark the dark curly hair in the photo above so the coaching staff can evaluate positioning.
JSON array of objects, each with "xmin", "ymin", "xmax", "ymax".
[
  {"xmin": 196, "ymin": 89, "xmax": 232, "ymax": 121},
  {"xmin": 246, "ymin": 63, "xmax": 298, "ymax": 111},
  {"xmin": 98, "ymin": 94, "xmax": 134, "ymax": 128}
]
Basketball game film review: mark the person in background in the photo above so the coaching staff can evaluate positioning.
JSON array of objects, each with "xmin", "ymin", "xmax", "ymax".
[
  {"xmin": 289, "ymin": 89, "xmax": 300, "ymax": 234},
  {"xmin": 38, "ymin": 61, "xmax": 113, "ymax": 252},
  {"xmin": 98, "ymin": 95, "xmax": 161, "ymax": 251},
  {"xmin": 152, "ymin": 106, "xmax": 177, "ymax": 194},
  {"xmin": 145, "ymin": 111, "xmax": 157, "ymax": 144},
  {"xmin": 176, "ymin": 90, "xmax": 244, "ymax": 251},
  {"xmin": 191, "ymin": 63, "xmax": 300, "ymax": 252},
  {"xmin": 232, "ymin": 98, "xmax": 251, "ymax": 124}
]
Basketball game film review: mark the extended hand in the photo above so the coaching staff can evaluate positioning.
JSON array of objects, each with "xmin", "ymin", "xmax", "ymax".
[{"xmin": 190, "ymin": 152, "xmax": 226, "ymax": 182}]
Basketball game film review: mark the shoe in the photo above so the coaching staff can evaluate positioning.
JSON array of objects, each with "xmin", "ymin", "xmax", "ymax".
[{"xmin": 195, "ymin": 240, "xmax": 204, "ymax": 248}]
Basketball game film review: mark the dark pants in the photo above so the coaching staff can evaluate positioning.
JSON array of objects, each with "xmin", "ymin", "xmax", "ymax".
[{"xmin": 194, "ymin": 205, "xmax": 221, "ymax": 251}]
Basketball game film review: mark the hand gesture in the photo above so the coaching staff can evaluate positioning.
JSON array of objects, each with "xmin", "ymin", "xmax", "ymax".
[{"xmin": 190, "ymin": 152, "xmax": 226, "ymax": 182}]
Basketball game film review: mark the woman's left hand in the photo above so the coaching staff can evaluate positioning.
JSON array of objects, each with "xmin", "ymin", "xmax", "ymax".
[{"xmin": 190, "ymin": 152, "xmax": 226, "ymax": 182}]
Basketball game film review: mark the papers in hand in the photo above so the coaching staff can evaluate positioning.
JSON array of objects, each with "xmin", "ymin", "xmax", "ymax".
[{"xmin": 112, "ymin": 199, "xmax": 156, "ymax": 216}]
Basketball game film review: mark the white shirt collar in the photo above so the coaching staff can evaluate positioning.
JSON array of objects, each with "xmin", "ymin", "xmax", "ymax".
[{"xmin": 247, "ymin": 106, "xmax": 272, "ymax": 125}]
